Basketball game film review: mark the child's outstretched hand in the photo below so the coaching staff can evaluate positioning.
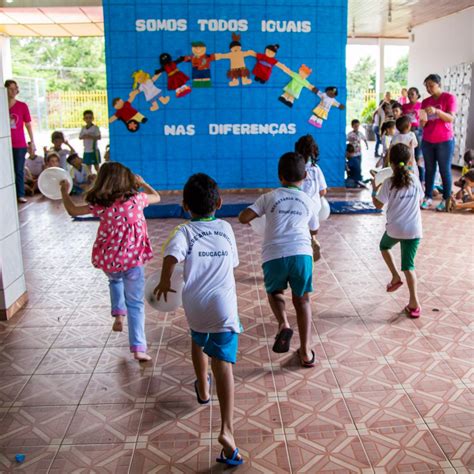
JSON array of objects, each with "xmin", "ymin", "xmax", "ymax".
[{"xmin": 153, "ymin": 281, "xmax": 176, "ymax": 302}]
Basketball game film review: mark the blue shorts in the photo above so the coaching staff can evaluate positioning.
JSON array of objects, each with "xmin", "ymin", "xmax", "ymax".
[
  {"xmin": 262, "ymin": 255, "xmax": 313, "ymax": 297},
  {"xmin": 191, "ymin": 330, "xmax": 239, "ymax": 364},
  {"xmin": 192, "ymin": 68, "xmax": 211, "ymax": 80}
]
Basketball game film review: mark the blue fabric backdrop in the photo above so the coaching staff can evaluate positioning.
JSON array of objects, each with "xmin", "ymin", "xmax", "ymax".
[{"xmin": 103, "ymin": 0, "xmax": 347, "ymax": 189}]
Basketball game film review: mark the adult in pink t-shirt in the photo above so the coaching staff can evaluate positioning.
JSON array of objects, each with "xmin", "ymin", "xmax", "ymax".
[
  {"xmin": 420, "ymin": 74, "xmax": 456, "ymax": 212},
  {"xmin": 5, "ymin": 80, "xmax": 35, "ymax": 203}
]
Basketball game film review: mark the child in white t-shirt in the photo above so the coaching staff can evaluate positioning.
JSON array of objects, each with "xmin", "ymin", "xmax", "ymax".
[
  {"xmin": 66, "ymin": 153, "xmax": 95, "ymax": 193},
  {"xmin": 155, "ymin": 173, "xmax": 243, "ymax": 468},
  {"xmin": 295, "ymin": 134, "xmax": 327, "ymax": 261},
  {"xmin": 79, "ymin": 110, "xmax": 101, "ymax": 173},
  {"xmin": 391, "ymin": 116, "xmax": 419, "ymax": 176},
  {"xmin": 44, "ymin": 130, "xmax": 76, "ymax": 171},
  {"xmin": 239, "ymin": 152, "xmax": 319, "ymax": 368},
  {"xmin": 372, "ymin": 143, "xmax": 424, "ymax": 318}
]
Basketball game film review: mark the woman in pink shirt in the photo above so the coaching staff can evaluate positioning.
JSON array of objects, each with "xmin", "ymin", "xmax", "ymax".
[
  {"xmin": 420, "ymin": 74, "xmax": 456, "ymax": 212},
  {"xmin": 5, "ymin": 80, "xmax": 35, "ymax": 203},
  {"xmin": 402, "ymin": 87, "xmax": 423, "ymax": 181}
]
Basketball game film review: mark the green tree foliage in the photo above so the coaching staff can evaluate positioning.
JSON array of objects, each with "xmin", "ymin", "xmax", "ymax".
[
  {"xmin": 11, "ymin": 37, "xmax": 106, "ymax": 91},
  {"xmin": 385, "ymin": 54, "xmax": 408, "ymax": 88},
  {"xmin": 347, "ymin": 56, "xmax": 376, "ymax": 124}
]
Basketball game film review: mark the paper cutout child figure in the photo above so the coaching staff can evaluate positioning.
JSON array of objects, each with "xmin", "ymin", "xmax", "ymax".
[
  {"xmin": 278, "ymin": 64, "xmax": 316, "ymax": 108},
  {"xmin": 183, "ymin": 42, "xmax": 216, "ymax": 88},
  {"xmin": 215, "ymin": 34, "xmax": 254, "ymax": 87},
  {"xmin": 250, "ymin": 44, "xmax": 289, "ymax": 84},
  {"xmin": 155, "ymin": 53, "xmax": 191, "ymax": 98},
  {"xmin": 308, "ymin": 86, "xmax": 345, "ymax": 128},
  {"xmin": 131, "ymin": 70, "xmax": 170, "ymax": 111},
  {"xmin": 109, "ymin": 91, "xmax": 148, "ymax": 133}
]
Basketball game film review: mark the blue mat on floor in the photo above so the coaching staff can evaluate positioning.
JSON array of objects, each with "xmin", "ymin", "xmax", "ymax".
[{"xmin": 73, "ymin": 201, "xmax": 380, "ymax": 221}]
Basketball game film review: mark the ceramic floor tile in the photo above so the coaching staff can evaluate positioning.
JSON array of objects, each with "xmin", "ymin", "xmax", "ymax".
[
  {"xmin": 0, "ymin": 405, "xmax": 75, "ymax": 447},
  {"xmin": 34, "ymin": 348, "xmax": 102, "ymax": 375},
  {"xmin": 0, "ymin": 445, "xmax": 59, "ymax": 473},
  {"xmin": 0, "ymin": 348, "xmax": 48, "ymax": 376},
  {"xmin": 0, "ymin": 375, "xmax": 30, "ymax": 408},
  {"xmin": 52, "ymin": 325, "xmax": 111, "ymax": 348},
  {"xmin": 49, "ymin": 443, "xmax": 134, "ymax": 473}
]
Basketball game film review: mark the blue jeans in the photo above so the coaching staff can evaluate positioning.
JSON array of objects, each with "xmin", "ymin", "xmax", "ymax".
[
  {"xmin": 347, "ymin": 155, "xmax": 362, "ymax": 182},
  {"xmin": 373, "ymin": 125, "xmax": 381, "ymax": 156},
  {"xmin": 421, "ymin": 139, "xmax": 454, "ymax": 200},
  {"xmin": 412, "ymin": 128, "xmax": 424, "ymax": 182},
  {"xmin": 12, "ymin": 147, "xmax": 27, "ymax": 198},
  {"xmin": 106, "ymin": 266, "xmax": 147, "ymax": 353}
]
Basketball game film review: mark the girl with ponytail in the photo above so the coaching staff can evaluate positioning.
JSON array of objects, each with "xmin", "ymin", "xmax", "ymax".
[{"xmin": 371, "ymin": 143, "xmax": 424, "ymax": 318}]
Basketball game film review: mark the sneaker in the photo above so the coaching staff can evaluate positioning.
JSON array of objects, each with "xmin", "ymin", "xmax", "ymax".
[
  {"xmin": 435, "ymin": 200, "xmax": 446, "ymax": 212},
  {"xmin": 420, "ymin": 198, "xmax": 432, "ymax": 210},
  {"xmin": 17, "ymin": 197, "xmax": 27, "ymax": 204}
]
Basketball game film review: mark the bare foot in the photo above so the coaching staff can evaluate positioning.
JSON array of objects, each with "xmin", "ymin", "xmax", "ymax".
[
  {"xmin": 160, "ymin": 96, "xmax": 170, "ymax": 105},
  {"xmin": 228, "ymin": 79, "xmax": 239, "ymax": 87},
  {"xmin": 150, "ymin": 101, "xmax": 159, "ymax": 112},
  {"xmin": 134, "ymin": 352, "xmax": 152, "ymax": 362},
  {"xmin": 242, "ymin": 77, "xmax": 252, "ymax": 85},
  {"xmin": 390, "ymin": 275, "xmax": 402, "ymax": 286},
  {"xmin": 218, "ymin": 432, "xmax": 241, "ymax": 461},
  {"xmin": 112, "ymin": 316, "xmax": 124, "ymax": 332}
]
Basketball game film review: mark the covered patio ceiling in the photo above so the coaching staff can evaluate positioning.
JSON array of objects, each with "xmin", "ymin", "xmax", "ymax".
[{"xmin": 0, "ymin": 0, "xmax": 473, "ymax": 38}]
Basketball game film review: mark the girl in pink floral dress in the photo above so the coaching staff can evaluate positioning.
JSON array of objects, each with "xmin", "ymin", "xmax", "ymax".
[{"xmin": 60, "ymin": 162, "xmax": 161, "ymax": 361}]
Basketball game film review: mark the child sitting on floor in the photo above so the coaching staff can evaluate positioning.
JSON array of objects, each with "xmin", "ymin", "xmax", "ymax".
[
  {"xmin": 44, "ymin": 130, "xmax": 75, "ymax": 170},
  {"xmin": 452, "ymin": 169, "xmax": 474, "ymax": 211},
  {"xmin": 371, "ymin": 143, "xmax": 424, "ymax": 318},
  {"xmin": 454, "ymin": 149, "xmax": 474, "ymax": 200},
  {"xmin": 66, "ymin": 153, "xmax": 95, "ymax": 193},
  {"xmin": 25, "ymin": 141, "xmax": 44, "ymax": 179},
  {"xmin": 155, "ymin": 173, "xmax": 243, "ymax": 467},
  {"xmin": 345, "ymin": 143, "xmax": 366, "ymax": 188},
  {"xmin": 239, "ymin": 152, "xmax": 319, "ymax": 368},
  {"xmin": 295, "ymin": 134, "xmax": 327, "ymax": 261},
  {"xmin": 44, "ymin": 151, "xmax": 61, "ymax": 169}
]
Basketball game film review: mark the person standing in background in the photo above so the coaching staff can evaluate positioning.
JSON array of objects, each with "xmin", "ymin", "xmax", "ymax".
[{"xmin": 5, "ymin": 79, "xmax": 35, "ymax": 204}]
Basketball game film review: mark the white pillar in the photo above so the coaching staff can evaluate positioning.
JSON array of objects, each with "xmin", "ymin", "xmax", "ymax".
[
  {"xmin": 0, "ymin": 37, "xmax": 28, "ymax": 320},
  {"xmin": 375, "ymin": 38, "xmax": 385, "ymax": 102},
  {"xmin": 0, "ymin": 36, "xmax": 13, "ymax": 80}
]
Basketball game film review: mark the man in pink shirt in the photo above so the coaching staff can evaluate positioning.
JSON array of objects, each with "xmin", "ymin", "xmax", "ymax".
[
  {"xmin": 6, "ymin": 80, "xmax": 35, "ymax": 203},
  {"xmin": 419, "ymin": 74, "xmax": 457, "ymax": 212}
]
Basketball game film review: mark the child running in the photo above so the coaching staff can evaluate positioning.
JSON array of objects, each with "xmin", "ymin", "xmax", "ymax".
[
  {"xmin": 239, "ymin": 152, "xmax": 319, "ymax": 367},
  {"xmin": 295, "ymin": 134, "xmax": 327, "ymax": 260},
  {"xmin": 59, "ymin": 162, "xmax": 160, "ymax": 361},
  {"xmin": 371, "ymin": 143, "xmax": 424, "ymax": 318},
  {"xmin": 155, "ymin": 173, "xmax": 243, "ymax": 467}
]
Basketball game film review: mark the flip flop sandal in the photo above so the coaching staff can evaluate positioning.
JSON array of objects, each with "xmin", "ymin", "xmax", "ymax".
[
  {"xmin": 272, "ymin": 328, "xmax": 294, "ymax": 353},
  {"xmin": 404, "ymin": 305, "xmax": 421, "ymax": 318},
  {"xmin": 216, "ymin": 448, "xmax": 244, "ymax": 466},
  {"xmin": 297, "ymin": 349, "xmax": 316, "ymax": 368},
  {"xmin": 387, "ymin": 281, "xmax": 403, "ymax": 292},
  {"xmin": 194, "ymin": 375, "xmax": 211, "ymax": 404}
]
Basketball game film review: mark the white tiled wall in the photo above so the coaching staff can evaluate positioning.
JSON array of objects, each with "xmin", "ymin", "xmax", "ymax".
[{"xmin": 0, "ymin": 85, "xmax": 27, "ymax": 315}]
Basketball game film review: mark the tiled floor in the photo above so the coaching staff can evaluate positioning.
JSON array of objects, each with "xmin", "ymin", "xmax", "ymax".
[{"xmin": 0, "ymin": 192, "xmax": 473, "ymax": 473}]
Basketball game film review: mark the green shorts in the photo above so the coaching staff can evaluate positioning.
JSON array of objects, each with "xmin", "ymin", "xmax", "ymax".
[
  {"xmin": 379, "ymin": 232, "xmax": 420, "ymax": 271},
  {"xmin": 83, "ymin": 150, "xmax": 101, "ymax": 165},
  {"xmin": 262, "ymin": 255, "xmax": 313, "ymax": 297}
]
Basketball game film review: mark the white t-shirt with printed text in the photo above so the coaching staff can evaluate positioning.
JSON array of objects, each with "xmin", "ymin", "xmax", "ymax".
[
  {"xmin": 377, "ymin": 175, "xmax": 424, "ymax": 239},
  {"xmin": 164, "ymin": 219, "xmax": 241, "ymax": 334},
  {"xmin": 249, "ymin": 187, "xmax": 319, "ymax": 264},
  {"xmin": 79, "ymin": 125, "xmax": 101, "ymax": 153},
  {"xmin": 301, "ymin": 163, "xmax": 327, "ymax": 214}
]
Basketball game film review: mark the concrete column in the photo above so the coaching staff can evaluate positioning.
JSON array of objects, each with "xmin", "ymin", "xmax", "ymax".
[
  {"xmin": 0, "ymin": 36, "xmax": 13, "ymax": 80},
  {"xmin": 0, "ymin": 39, "xmax": 28, "ymax": 320},
  {"xmin": 375, "ymin": 38, "xmax": 385, "ymax": 102}
]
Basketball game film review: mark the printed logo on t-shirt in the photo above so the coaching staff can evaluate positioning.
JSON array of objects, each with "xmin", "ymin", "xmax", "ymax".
[
  {"xmin": 10, "ymin": 113, "xmax": 18, "ymax": 129},
  {"xmin": 270, "ymin": 195, "xmax": 310, "ymax": 216},
  {"xmin": 188, "ymin": 229, "xmax": 234, "ymax": 255}
]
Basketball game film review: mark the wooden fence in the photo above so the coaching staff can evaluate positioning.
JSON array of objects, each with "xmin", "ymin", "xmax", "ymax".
[{"xmin": 47, "ymin": 90, "xmax": 108, "ymax": 129}]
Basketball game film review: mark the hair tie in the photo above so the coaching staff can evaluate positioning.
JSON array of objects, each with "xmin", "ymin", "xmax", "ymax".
[{"xmin": 399, "ymin": 162, "xmax": 405, "ymax": 167}]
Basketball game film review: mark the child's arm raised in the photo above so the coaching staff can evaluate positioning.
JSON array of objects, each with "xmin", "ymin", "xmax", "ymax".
[
  {"xmin": 238, "ymin": 208, "xmax": 259, "ymax": 224},
  {"xmin": 64, "ymin": 139, "xmax": 76, "ymax": 153},
  {"xmin": 154, "ymin": 255, "xmax": 178, "ymax": 302},
  {"xmin": 60, "ymin": 180, "xmax": 90, "ymax": 216},
  {"xmin": 135, "ymin": 175, "xmax": 161, "ymax": 204},
  {"xmin": 370, "ymin": 179, "xmax": 384, "ymax": 210}
]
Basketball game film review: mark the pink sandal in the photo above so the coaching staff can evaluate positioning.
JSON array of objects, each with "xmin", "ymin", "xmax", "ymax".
[
  {"xmin": 387, "ymin": 281, "xmax": 403, "ymax": 292},
  {"xmin": 405, "ymin": 306, "xmax": 421, "ymax": 318}
]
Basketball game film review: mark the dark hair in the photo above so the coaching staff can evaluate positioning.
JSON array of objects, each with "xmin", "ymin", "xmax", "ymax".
[
  {"xmin": 408, "ymin": 87, "xmax": 420, "ymax": 98},
  {"xmin": 325, "ymin": 86, "xmax": 338, "ymax": 96},
  {"xmin": 159, "ymin": 52, "xmax": 172, "ymax": 65},
  {"xmin": 229, "ymin": 33, "xmax": 241, "ymax": 49},
  {"xmin": 381, "ymin": 120, "xmax": 396, "ymax": 135},
  {"xmin": 4, "ymin": 79, "xmax": 17, "ymax": 88},
  {"xmin": 83, "ymin": 109, "xmax": 94, "ymax": 117},
  {"xmin": 51, "ymin": 130, "xmax": 64, "ymax": 142},
  {"xmin": 424, "ymin": 74, "xmax": 441, "ymax": 85},
  {"xmin": 389, "ymin": 143, "xmax": 412, "ymax": 190},
  {"xmin": 463, "ymin": 149, "xmax": 474, "ymax": 167},
  {"xmin": 346, "ymin": 143, "xmax": 355, "ymax": 153},
  {"xmin": 351, "ymin": 119, "xmax": 360, "ymax": 126},
  {"xmin": 183, "ymin": 173, "xmax": 220, "ymax": 216},
  {"xmin": 66, "ymin": 153, "xmax": 80, "ymax": 165},
  {"xmin": 396, "ymin": 116, "xmax": 411, "ymax": 133},
  {"xmin": 382, "ymin": 103, "xmax": 392, "ymax": 113},
  {"xmin": 391, "ymin": 101, "xmax": 402, "ymax": 111},
  {"xmin": 112, "ymin": 97, "xmax": 121, "ymax": 106},
  {"xmin": 295, "ymin": 134, "xmax": 319, "ymax": 166},
  {"xmin": 85, "ymin": 162, "xmax": 138, "ymax": 208},
  {"xmin": 464, "ymin": 169, "xmax": 474, "ymax": 182},
  {"xmin": 278, "ymin": 152, "xmax": 306, "ymax": 182},
  {"xmin": 265, "ymin": 44, "xmax": 279, "ymax": 53}
]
